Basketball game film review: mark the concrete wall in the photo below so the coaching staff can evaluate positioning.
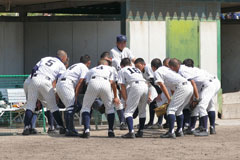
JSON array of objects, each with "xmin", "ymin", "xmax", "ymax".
[
  {"xmin": 129, "ymin": 21, "xmax": 166, "ymax": 63},
  {"xmin": 200, "ymin": 21, "xmax": 218, "ymax": 77},
  {"xmin": 221, "ymin": 24, "xmax": 240, "ymax": 93},
  {"xmin": 24, "ymin": 21, "xmax": 120, "ymax": 73},
  {"xmin": 0, "ymin": 22, "xmax": 24, "ymax": 75}
]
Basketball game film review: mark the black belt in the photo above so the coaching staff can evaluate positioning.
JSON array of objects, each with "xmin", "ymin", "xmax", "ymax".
[
  {"xmin": 33, "ymin": 74, "xmax": 51, "ymax": 81},
  {"xmin": 92, "ymin": 76, "xmax": 107, "ymax": 80},
  {"xmin": 61, "ymin": 78, "xmax": 74, "ymax": 83},
  {"xmin": 135, "ymin": 81, "xmax": 139, "ymax": 84},
  {"xmin": 182, "ymin": 82, "xmax": 188, "ymax": 85}
]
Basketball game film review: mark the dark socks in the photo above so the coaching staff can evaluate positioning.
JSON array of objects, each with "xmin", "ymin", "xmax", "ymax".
[
  {"xmin": 168, "ymin": 114, "xmax": 175, "ymax": 133},
  {"xmin": 139, "ymin": 118, "xmax": 146, "ymax": 131},
  {"xmin": 107, "ymin": 113, "xmax": 115, "ymax": 131},
  {"xmin": 200, "ymin": 116, "xmax": 208, "ymax": 129},
  {"xmin": 117, "ymin": 109, "xmax": 125, "ymax": 124},
  {"xmin": 158, "ymin": 115, "xmax": 163, "ymax": 125},
  {"xmin": 149, "ymin": 101, "xmax": 156, "ymax": 125},
  {"xmin": 82, "ymin": 112, "xmax": 91, "ymax": 131},
  {"xmin": 208, "ymin": 111, "xmax": 216, "ymax": 128},
  {"xmin": 24, "ymin": 109, "xmax": 33, "ymax": 127},
  {"xmin": 190, "ymin": 116, "xmax": 198, "ymax": 130},
  {"xmin": 176, "ymin": 114, "xmax": 184, "ymax": 132},
  {"xmin": 126, "ymin": 117, "xmax": 134, "ymax": 132},
  {"xmin": 46, "ymin": 111, "xmax": 54, "ymax": 129},
  {"xmin": 52, "ymin": 110, "xmax": 64, "ymax": 127},
  {"xmin": 183, "ymin": 109, "xmax": 191, "ymax": 127}
]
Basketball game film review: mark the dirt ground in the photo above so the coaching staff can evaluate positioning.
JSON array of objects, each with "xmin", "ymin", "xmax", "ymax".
[{"xmin": 0, "ymin": 122, "xmax": 240, "ymax": 160}]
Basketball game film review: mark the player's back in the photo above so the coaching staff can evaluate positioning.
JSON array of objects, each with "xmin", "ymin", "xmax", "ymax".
[
  {"xmin": 119, "ymin": 66, "xmax": 146, "ymax": 85},
  {"xmin": 59, "ymin": 63, "xmax": 88, "ymax": 86},
  {"xmin": 36, "ymin": 56, "xmax": 66, "ymax": 82},
  {"xmin": 86, "ymin": 65, "xmax": 114, "ymax": 83},
  {"xmin": 179, "ymin": 65, "xmax": 209, "ymax": 85},
  {"xmin": 143, "ymin": 64, "xmax": 154, "ymax": 81},
  {"xmin": 155, "ymin": 66, "xmax": 187, "ymax": 90}
]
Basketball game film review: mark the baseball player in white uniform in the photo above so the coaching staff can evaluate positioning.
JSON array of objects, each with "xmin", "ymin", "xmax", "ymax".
[
  {"xmin": 22, "ymin": 50, "xmax": 68, "ymax": 135},
  {"xmin": 151, "ymin": 58, "xmax": 193, "ymax": 139},
  {"xmin": 134, "ymin": 58, "xmax": 164, "ymax": 129},
  {"xmin": 99, "ymin": 52, "xmax": 127, "ymax": 130},
  {"xmin": 56, "ymin": 55, "xmax": 91, "ymax": 136},
  {"xmin": 110, "ymin": 35, "xmax": 135, "ymax": 72},
  {"xmin": 80, "ymin": 59, "xmax": 120, "ymax": 138},
  {"xmin": 23, "ymin": 75, "xmax": 48, "ymax": 134},
  {"xmin": 181, "ymin": 59, "xmax": 221, "ymax": 136},
  {"xmin": 118, "ymin": 58, "xmax": 148, "ymax": 138},
  {"xmin": 110, "ymin": 35, "xmax": 135, "ymax": 130}
]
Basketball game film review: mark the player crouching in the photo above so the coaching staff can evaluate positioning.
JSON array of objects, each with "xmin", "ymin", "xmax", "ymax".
[
  {"xmin": 80, "ymin": 59, "xmax": 120, "ymax": 138},
  {"xmin": 118, "ymin": 58, "xmax": 148, "ymax": 138}
]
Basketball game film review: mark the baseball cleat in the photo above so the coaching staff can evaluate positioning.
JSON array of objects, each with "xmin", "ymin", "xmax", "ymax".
[
  {"xmin": 120, "ymin": 123, "xmax": 128, "ymax": 130},
  {"xmin": 210, "ymin": 127, "xmax": 216, "ymax": 135},
  {"xmin": 59, "ymin": 127, "xmax": 66, "ymax": 135},
  {"xmin": 160, "ymin": 132, "xmax": 176, "ymax": 139},
  {"xmin": 30, "ymin": 128, "xmax": 38, "ymax": 135},
  {"xmin": 194, "ymin": 128, "xmax": 208, "ymax": 137},
  {"xmin": 108, "ymin": 131, "xmax": 115, "ymax": 138},
  {"xmin": 80, "ymin": 131, "xmax": 90, "ymax": 138},
  {"xmin": 121, "ymin": 132, "xmax": 135, "ymax": 139},
  {"xmin": 65, "ymin": 130, "xmax": 80, "ymax": 137},
  {"xmin": 175, "ymin": 131, "xmax": 184, "ymax": 137},
  {"xmin": 135, "ymin": 130, "xmax": 143, "ymax": 138},
  {"xmin": 163, "ymin": 123, "xmax": 169, "ymax": 129},
  {"xmin": 144, "ymin": 123, "xmax": 153, "ymax": 129},
  {"xmin": 151, "ymin": 123, "xmax": 163, "ymax": 129},
  {"xmin": 184, "ymin": 128, "xmax": 196, "ymax": 135},
  {"xmin": 22, "ymin": 128, "xmax": 31, "ymax": 136}
]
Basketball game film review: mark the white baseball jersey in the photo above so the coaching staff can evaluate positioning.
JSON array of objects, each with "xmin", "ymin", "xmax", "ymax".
[
  {"xmin": 118, "ymin": 66, "xmax": 146, "ymax": 85},
  {"xmin": 56, "ymin": 63, "xmax": 89, "ymax": 108},
  {"xmin": 81, "ymin": 65, "xmax": 115, "ymax": 115},
  {"xmin": 143, "ymin": 64, "xmax": 154, "ymax": 82},
  {"xmin": 35, "ymin": 57, "xmax": 66, "ymax": 82},
  {"xmin": 110, "ymin": 47, "xmax": 134, "ymax": 71},
  {"xmin": 85, "ymin": 65, "xmax": 114, "ymax": 83},
  {"xmin": 178, "ymin": 65, "xmax": 211, "ymax": 90},
  {"xmin": 142, "ymin": 64, "xmax": 158, "ymax": 101},
  {"xmin": 154, "ymin": 66, "xmax": 187, "ymax": 91},
  {"xmin": 25, "ymin": 56, "xmax": 66, "ymax": 113},
  {"xmin": 118, "ymin": 66, "xmax": 148, "ymax": 119},
  {"xmin": 58, "ymin": 63, "xmax": 89, "ymax": 87}
]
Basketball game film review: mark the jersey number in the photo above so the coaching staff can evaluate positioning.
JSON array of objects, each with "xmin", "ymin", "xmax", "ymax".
[
  {"xmin": 45, "ymin": 60, "xmax": 56, "ymax": 67},
  {"xmin": 68, "ymin": 65, "xmax": 76, "ymax": 70},
  {"xmin": 96, "ymin": 66, "xmax": 103, "ymax": 70},
  {"xmin": 127, "ymin": 68, "xmax": 141, "ymax": 74}
]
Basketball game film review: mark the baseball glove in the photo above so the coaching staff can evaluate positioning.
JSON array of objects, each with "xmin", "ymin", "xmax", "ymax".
[
  {"xmin": 154, "ymin": 103, "xmax": 168, "ymax": 117},
  {"xmin": 189, "ymin": 99, "xmax": 200, "ymax": 111}
]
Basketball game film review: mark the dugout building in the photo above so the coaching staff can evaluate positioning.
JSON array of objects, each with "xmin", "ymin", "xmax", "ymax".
[{"xmin": 0, "ymin": 0, "xmax": 239, "ymax": 118}]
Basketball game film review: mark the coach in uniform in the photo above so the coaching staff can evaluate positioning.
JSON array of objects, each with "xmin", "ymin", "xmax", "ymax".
[
  {"xmin": 110, "ymin": 35, "xmax": 135, "ymax": 130},
  {"xmin": 22, "ymin": 50, "xmax": 68, "ymax": 135},
  {"xmin": 56, "ymin": 55, "xmax": 91, "ymax": 136}
]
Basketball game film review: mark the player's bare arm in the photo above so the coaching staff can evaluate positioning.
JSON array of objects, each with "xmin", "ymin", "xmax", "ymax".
[
  {"xmin": 157, "ymin": 82, "xmax": 171, "ymax": 104},
  {"xmin": 190, "ymin": 80, "xmax": 199, "ymax": 100},
  {"xmin": 110, "ymin": 80, "xmax": 120, "ymax": 105},
  {"xmin": 120, "ymin": 84, "xmax": 127, "ymax": 107},
  {"xmin": 75, "ymin": 78, "xmax": 85, "ymax": 103}
]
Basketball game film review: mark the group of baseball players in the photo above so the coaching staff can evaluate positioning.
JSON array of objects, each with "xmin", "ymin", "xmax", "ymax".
[{"xmin": 22, "ymin": 35, "xmax": 220, "ymax": 139}]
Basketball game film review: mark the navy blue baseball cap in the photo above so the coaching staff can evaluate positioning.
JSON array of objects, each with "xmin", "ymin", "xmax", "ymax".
[{"xmin": 117, "ymin": 35, "xmax": 127, "ymax": 42}]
